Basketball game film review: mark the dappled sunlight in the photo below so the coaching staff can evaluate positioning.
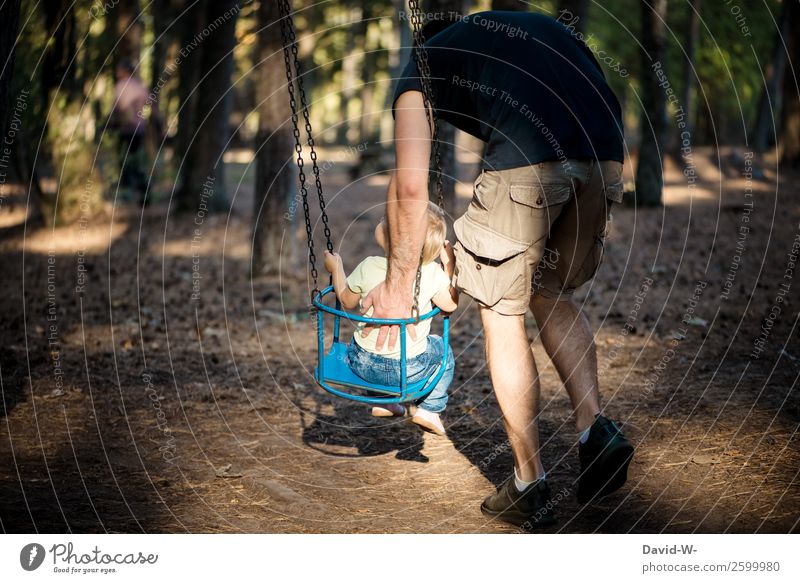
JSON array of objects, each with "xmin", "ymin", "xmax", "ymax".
[
  {"xmin": 17, "ymin": 217, "xmax": 127, "ymax": 256},
  {"xmin": 2, "ymin": 0, "xmax": 798, "ymax": 541}
]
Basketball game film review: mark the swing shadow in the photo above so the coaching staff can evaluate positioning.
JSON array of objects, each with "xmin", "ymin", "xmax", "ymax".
[{"xmin": 299, "ymin": 395, "xmax": 430, "ymax": 463}]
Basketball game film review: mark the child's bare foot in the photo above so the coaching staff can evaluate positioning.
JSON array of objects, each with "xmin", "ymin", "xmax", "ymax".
[
  {"xmin": 411, "ymin": 408, "xmax": 446, "ymax": 436},
  {"xmin": 371, "ymin": 403, "xmax": 407, "ymax": 417}
]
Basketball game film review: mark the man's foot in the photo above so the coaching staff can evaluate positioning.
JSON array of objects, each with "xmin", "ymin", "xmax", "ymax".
[
  {"xmin": 411, "ymin": 408, "xmax": 446, "ymax": 436},
  {"xmin": 577, "ymin": 414, "xmax": 634, "ymax": 504},
  {"xmin": 371, "ymin": 403, "xmax": 407, "ymax": 417},
  {"xmin": 480, "ymin": 477, "xmax": 556, "ymax": 529}
]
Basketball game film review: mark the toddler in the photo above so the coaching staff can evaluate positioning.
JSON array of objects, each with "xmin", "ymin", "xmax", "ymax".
[{"xmin": 323, "ymin": 203, "xmax": 458, "ymax": 435}]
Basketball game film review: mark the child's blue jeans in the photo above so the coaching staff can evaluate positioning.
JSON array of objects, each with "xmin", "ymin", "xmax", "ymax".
[{"xmin": 345, "ymin": 335, "xmax": 454, "ymax": 413}]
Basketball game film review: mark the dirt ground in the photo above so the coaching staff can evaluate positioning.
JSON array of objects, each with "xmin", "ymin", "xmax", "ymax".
[{"xmin": 1, "ymin": 144, "xmax": 798, "ymax": 533}]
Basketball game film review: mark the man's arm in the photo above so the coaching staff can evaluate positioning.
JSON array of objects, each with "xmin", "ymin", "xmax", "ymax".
[{"xmin": 362, "ymin": 90, "xmax": 432, "ymax": 351}]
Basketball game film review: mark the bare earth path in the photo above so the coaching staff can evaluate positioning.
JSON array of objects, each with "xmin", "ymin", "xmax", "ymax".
[{"xmin": 1, "ymin": 147, "xmax": 798, "ymax": 533}]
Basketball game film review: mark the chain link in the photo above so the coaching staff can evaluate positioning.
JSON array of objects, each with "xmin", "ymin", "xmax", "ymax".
[
  {"xmin": 279, "ymin": 0, "xmax": 443, "ymax": 318},
  {"xmin": 407, "ymin": 0, "xmax": 445, "ymax": 320},
  {"xmin": 278, "ymin": 0, "xmax": 332, "ymax": 300}
]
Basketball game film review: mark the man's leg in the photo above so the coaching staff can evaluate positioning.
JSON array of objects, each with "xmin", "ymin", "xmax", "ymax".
[
  {"xmin": 479, "ymin": 307, "xmax": 545, "ymax": 482},
  {"xmin": 532, "ymin": 290, "xmax": 633, "ymax": 504},
  {"xmin": 530, "ymin": 294, "xmax": 601, "ymax": 434}
]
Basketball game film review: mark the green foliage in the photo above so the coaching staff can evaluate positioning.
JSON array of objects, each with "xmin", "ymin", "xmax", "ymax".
[
  {"xmin": 690, "ymin": 0, "xmax": 780, "ymax": 141},
  {"xmin": 5, "ymin": 0, "xmax": 788, "ymax": 225},
  {"xmin": 45, "ymin": 97, "xmax": 108, "ymax": 225}
]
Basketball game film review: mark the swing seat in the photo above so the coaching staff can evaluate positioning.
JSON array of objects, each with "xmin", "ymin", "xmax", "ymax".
[{"xmin": 313, "ymin": 286, "xmax": 451, "ymax": 405}]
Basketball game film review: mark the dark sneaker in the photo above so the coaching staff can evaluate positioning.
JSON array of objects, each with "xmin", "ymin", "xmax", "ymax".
[
  {"xmin": 480, "ymin": 477, "xmax": 557, "ymax": 529},
  {"xmin": 577, "ymin": 414, "xmax": 634, "ymax": 504}
]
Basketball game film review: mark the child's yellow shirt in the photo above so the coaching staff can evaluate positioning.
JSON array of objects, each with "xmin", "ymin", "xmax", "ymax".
[{"xmin": 346, "ymin": 256, "xmax": 451, "ymax": 359}]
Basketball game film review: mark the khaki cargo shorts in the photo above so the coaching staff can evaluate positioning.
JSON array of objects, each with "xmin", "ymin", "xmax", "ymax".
[{"xmin": 452, "ymin": 159, "xmax": 624, "ymax": 315}]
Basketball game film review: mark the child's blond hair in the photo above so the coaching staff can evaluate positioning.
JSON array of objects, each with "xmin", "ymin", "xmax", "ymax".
[
  {"xmin": 380, "ymin": 202, "xmax": 447, "ymax": 265},
  {"xmin": 420, "ymin": 202, "xmax": 447, "ymax": 264}
]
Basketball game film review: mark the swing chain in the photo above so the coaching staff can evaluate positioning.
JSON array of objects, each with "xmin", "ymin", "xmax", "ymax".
[
  {"xmin": 278, "ymin": 0, "xmax": 333, "ymax": 300},
  {"xmin": 407, "ymin": 0, "xmax": 445, "ymax": 320},
  {"xmin": 279, "ymin": 0, "xmax": 443, "ymax": 319}
]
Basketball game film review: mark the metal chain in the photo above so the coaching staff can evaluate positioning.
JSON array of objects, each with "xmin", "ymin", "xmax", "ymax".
[
  {"xmin": 408, "ymin": 0, "xmax": 445, "ymax": 209},
  {"xmin": 278, "ymin": 0, "xmax": 332, "ymax": 299},
  {"xmin": 407, "ymin": 0, "xmax": 445, "ymax": 319},
  {"xmin": 282, "ymin": 5, "xmax": 333, "ymax": 254},
  {"xmin": 278, "ymin": 0, "xmax": 443, "ymax": 318}
]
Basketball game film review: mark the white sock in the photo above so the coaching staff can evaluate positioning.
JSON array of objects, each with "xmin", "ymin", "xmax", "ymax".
[
  {"xmin": 579, "ymin": 426, "xmax": 591, "ymax": 444},
  {"xmin": 514, "ymin": 467, "xmax": 546, "ymax": 492}
]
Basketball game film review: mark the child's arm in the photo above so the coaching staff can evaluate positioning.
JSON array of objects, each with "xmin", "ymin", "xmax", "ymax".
[
  {"xmin": 432, "ymin": 241, "xmax": 459, "ymax": 313},
  {"xmin": 323, "ymin": 251, "xmax": 362, "ymax": 310}
]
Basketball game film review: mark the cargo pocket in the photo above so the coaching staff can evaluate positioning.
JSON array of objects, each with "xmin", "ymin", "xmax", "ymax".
[
  {"xmin": 565, "ymin": 206, "xmax": 611, "ymax": 293},
  {"xmin": 509, "ymin": 182, "xmax": 572, "ymax": 209},
  {"xmin": 503, "ymin": 182, "xmax": 573, "ymax": 245},
  {"xmin": 566, "ymin": 235, "xmax": 605, "ymax": 293},
  {"xmin": 453, "ymin": 216, "xmax": 530, "ymax": 307},
  {"xmin": 603, "ymin": 179, "xmax": 624, "ymax": 204}
]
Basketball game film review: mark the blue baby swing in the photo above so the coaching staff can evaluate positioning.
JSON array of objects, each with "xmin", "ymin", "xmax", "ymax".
[{"xmin": 277, "ymin": 0, "xmax": 451, "ymax": 405}]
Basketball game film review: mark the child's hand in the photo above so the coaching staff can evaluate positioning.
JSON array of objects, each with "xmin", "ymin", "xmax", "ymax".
[
  {"xmin": 323, "ymin": 250, "xmax": 342, "ymax": 274},
  {"xmin": 440, "ymin": 240, "xmax": 456, "ymax": 274}
]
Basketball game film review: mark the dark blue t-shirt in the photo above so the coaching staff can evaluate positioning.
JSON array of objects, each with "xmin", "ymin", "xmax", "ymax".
[{"xmin": 393, "ymin": 11, "xmax": 624, "ymax": 170}]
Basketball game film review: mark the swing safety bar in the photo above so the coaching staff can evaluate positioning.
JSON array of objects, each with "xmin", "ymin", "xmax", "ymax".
[{"xmin": 312, "ymin": 286, "xmax": 451, "ymax": 404}]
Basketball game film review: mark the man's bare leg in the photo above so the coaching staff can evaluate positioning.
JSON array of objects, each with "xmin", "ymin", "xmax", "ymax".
[
  {"xmin": 530, "ymin": 293, "xmax": 601, "ymax": 434},
  {"xmin": 480, "ymin": 307, "xmax": 545, "ymax": 482}
]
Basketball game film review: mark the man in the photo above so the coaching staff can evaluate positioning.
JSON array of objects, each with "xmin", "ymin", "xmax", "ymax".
[
  {"xmin": 364, "ymin": 10, "xmax": 634, "ymax": 528},
  {"xmin": 111, "ymin": 60, "xmax": 149, "ymax": 204}
]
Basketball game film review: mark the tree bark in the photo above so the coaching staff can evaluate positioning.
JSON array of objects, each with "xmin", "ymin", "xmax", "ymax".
[
  {"xmin": 176, "ymin": 0, "xmax": 239, "ymax": 213},
  {"xmin": 358, "ymin": 4, "xmax": 377, "ymax": 144},
  {"xmin": 679, "ymin": 0, "xmax": 698, "ymax": 148},
  {"xmin": 752, "ymin": 2, "xmax": 791, "ymax": 152},
  {"xmin": 338, "ymin": 6, "xmax": 362, "ymax": 143},
  {"xmin": 42, "ymin": 0, "xmax": 79, "ymax": 105},
  {"xmin": 0, "ymin": 0, "xmax": 21, "ymax": 135},
  {"xmin": 780, "ymin": 0, "xmax": 800, "ymax": 168},
  {"xmin": 147, "ymin": 0, "xmax": 170, "ymax": 158},
  {"xmin": 381, "ymin": 0, "xmax": 410, "ymax": 142},
  {"xmin": 116, "ymin": 0, "xmax": 143, "ymax": 68},
  {"xmin": 175, "ymin": 0, "xmax": 205, "ymax": 182},
  {"xmin": 635, "ymin": 0, "xmax": 668, "ymax": 207},
  {"xmin": 251, "ymin": 0, "xmax": 294, "ymax": 276}
]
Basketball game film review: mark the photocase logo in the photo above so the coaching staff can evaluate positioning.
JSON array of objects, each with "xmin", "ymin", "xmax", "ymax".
[{"xmin": 20, "ymin": 543, "xmax": 46, "ymax": 571}]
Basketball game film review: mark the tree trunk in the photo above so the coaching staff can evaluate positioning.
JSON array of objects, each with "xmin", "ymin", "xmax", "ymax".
[
  {"xmin": 0, "ymin": 0, "xmax": 39, "ymax": 225},
  {"xmin": 251, "ymin": 0, "xmax": 294, "ymax": 276},
  {"xmin": 381, "ymin": 0, "xmax": 410, "ymax": 142},
  {"xmin": 678, "ymin": 0, "xmax": 699, "ymax": 155},
  {"xmin": 176, "ymin": 0, "xmax": 206, "ymax": 193},
  {"xmin": 635, "ymin": 0, "xmax": 668, "ymax": 207},
  {"xmin": 358, "ymin": 4, "xmax": 377, "ymax": 144},
  {"xmin": 42, "ymin": 0, "xmax": 79, "ymax": 105},
  {"xmin": 338, "ymin": 6, "xmax": 362, "ymax": 144},
  {"xmin": 752, "ymin": 2, "xmax": 791, "ymax": 152},
  {"xmin": 558, "ymin": 0, "xmax": 590, "ymax": 32},
  {"xmin": 0, "ymin": 0, "xmax": 21, "ymax": 134},
  {"xmin": 147, "ymin": 0, "xmax": 169, "ymax": 158},
  {"xmin": 780, "ymin": 0, "xmax": 800, "ymax": 168},
  {"xmin": 176, "ymin": 0, "xmax": 239, "ymax": 213},
  {"xmin": 117, "ymin": 0, "xmax": 143, "ymax": 68}
]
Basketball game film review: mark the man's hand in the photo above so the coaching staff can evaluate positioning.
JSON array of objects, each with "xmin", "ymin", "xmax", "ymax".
[{"xmin": 361, "ymin": 280, "xmax": 417, "ymax": 351}]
